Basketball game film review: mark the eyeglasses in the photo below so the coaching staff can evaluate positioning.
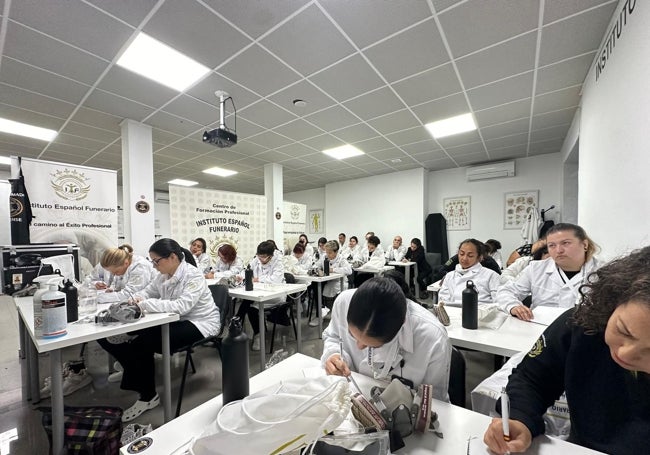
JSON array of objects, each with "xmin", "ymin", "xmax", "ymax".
[
  {"xmin": 257, "ymin": 254, "xmax": 271, "ymax": 261},
  {"xmin": 148, "ymin": 255, "xmax": 169, "ymax": 266}
]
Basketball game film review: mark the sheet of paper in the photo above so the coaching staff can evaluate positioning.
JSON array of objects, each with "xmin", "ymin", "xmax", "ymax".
[
  {"xmin": 531, "ymin": 306, "xmax": 567, "ymax": 326},
  {"xmin": 303, "ymin": 366, "xmax": 326, "ymax": 378}
]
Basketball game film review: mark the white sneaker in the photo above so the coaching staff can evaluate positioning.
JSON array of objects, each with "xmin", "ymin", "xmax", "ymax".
[
  {"xmin": 108, "ymin": 361, "xmax": 123, "ymax": 383},
  {"xmin": 251, "ymin": 334, "xmax": 261, "ymax": 351},
  {"xmin": 122, "ymin": 395, "xmax": 160, "ymax": 422},
  {"xmin": 62, "ymin": 369, "xmax": 93, "ymax": 396},
  {"xmin": 40, "ymin": 362, "xmax": 72, "ymax": 398},
  {"xmin": 309, "ymin": 308, "xmax": 330, "ymax": 327}
]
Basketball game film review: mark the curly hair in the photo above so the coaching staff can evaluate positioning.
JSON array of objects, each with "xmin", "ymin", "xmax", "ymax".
[
  {"xmin": 218, "ymin": 243, "xmax": 237, "ymax": 263},
  {"xmin": 574, "ymin": 246, "xmax": 650, "ymax": 333}
]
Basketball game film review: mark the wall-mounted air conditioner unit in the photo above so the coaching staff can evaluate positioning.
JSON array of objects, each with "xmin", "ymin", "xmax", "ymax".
[
  {"xmin": 466, "ymin": 161, "xmax": 515, "ymax": 181},
  {"xmin": 154, "ymin": 191, "xmax": 170, "ymax": 203}
]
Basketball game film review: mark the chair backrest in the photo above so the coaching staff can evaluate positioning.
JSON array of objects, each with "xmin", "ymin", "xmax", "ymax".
[
  {"xmin": 425, "ymin": 252, "xmax": 441, "ymax": 270},
  {"xmin": 448, "ymin": 346, "xmax": 466, "ymax": 407},
  {"xmin": 208, "ymin": 284, "xmax": 233, "ymax": 337},
  {"xmin": 284, "ymin": 272, "xmax": 296, "ymax": 284}
]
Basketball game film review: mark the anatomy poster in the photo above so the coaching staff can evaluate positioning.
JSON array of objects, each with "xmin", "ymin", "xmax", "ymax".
[{"xmin": 443, "ymin": 196, "xmax": 471, "ymax": 230}]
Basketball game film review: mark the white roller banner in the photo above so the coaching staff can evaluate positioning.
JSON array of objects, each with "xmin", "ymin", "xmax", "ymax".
[
  {"xmin": 283, "ymin": 201, "xmax": 306, "ymax": 254},
  {"xmin": 169, "ymin": 186, "xmax": 266, "ymax": 264},
  {"xmin": 20, "ymin": 158, "xmax": 118, "ymax": 275}
]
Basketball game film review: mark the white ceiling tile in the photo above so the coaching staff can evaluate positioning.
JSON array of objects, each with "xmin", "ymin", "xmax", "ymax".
[
  {"xmin": 364, "ymin": 19, "xmax": 449, "ymax": 82},
  {"xmin": 0, "ymin": 84, "xmax": 75, "ymax": 121},
  {"xmin": 543, "ymin": 0, "xmax": 617, "ymax": 25},
  {"xmin": 304, "ymin": 106, "xmax": 363, "ymax": 131},
  {"xmin": 385, "ymin": 127, "xmax": 432, "ymax": 145},
  {"xmin": 474, "ymin": 99, "xmax": 531, "ymax": 127},
  {"xmin": 410, "ymin": 93, "xmax": 470, "ymax": 124},
  {"xmin": 367, "ymin": 110, "xmax": 420, "ymax": 135},
  {"xmin": 391, "ymin": 63, "xmax": 462, "ymax": 106},
  {"xmin": 85, "ymin": 0, "xmax": 159, "ymax": 27},
  {"xmin": 368, "ymin": 148, "xmax": 407, "ymax": 161},
  {"xmin": 52, "ymin": 133, "xmax": 107, "ymax": 151},
  {"xmin": 431, "ymin": 0, "xmax": 465, "ymax": 13},
  {"xmin": 535, "ymin": 52, "xmax": 595, "ymax": 94},
  {"xmin": 0, "ymin": 136, "xmax": 45, "ymax": 154},
  {"xmin": 70, "ymin": 107, "xmax": 122, "ymax": 132},
  {"xmin": 531, "ymin": 108, "xmax": 577, "ymax": 130},
  {"xmin": 145, "ymin": 111, "xmax": 203, "ymax": 136},
  {"xmin": 322, "ymin": 0, "xmax": 433, "ymax": 48},
  {"xmin": 144, "ymin": 0, "xmax": 252, "ymax": 69},
  {"xmin": 239, "ymin": 99, "xmax": 297, "ymax": 129},
  {"xmin": 352, "ymin": 136, "xmax": 394, "ymax": 153},
  {"xmin": 402, "ymin": 140, "xmax": 443, "ymax": 155},
  {"xmin": 439, "ymin": 0, "xmax": 540, "ymax": 57},
  {"xmin": 423, "ymin": 157, "xmax": 457, "ymax": 170},
  {"xmin": 187, "ymin": 73, "xmax": 260, "ymax": 111},
  {"xmin": 533, "ymin": 86, "xmax": 581, "ymax": 115},
  {"xmin": 485, "ymin": 133, "xmax": 529, "ymax": 150},
  {"xmin": 301, "ymin": 134, "xmax": 345, "ymax": 151},
  {"xmin": 247, "ymin": 131, "xmax": 293, "ymax": 149},
  {"xmin": 529, "ymin": 124, "xmax": 570, "ymax": 142},
  {"xmin": 467, "ymin": 72, "xmax": 534, "ymax": 111},
  {"xmin": 308, "ymin": 54, "xmax": 384, "ymax": 101},
  {"xmin": 538, "ymin": 4, "xmax": 615, "ymax": 66},
  {"xmin": 268, "ymin": 80, "xmax": 336, "ymax": 115},
  {"xmin": 64, "ymin": 122, "xmax": 120, "ymax": 143},
  {"xmin": 480, "ymin": 118, "xmax": 530, "ymax": 140},
  {"xmin": 98, "ymin": 66, "xmax": 179, "ymax": 109},
  {"xmin": 219, "ymin": 44, "xmax": 302, "ymax": 96},
  {"xmin": 10, "ymin": 0, "xmax": 134, "ymax": 59},
  {"xmin": 528, "ymin": 138, "xmax": 564, "ymax": 155},
  {"xmin": 254, "ymin": 150, "xmax": 292, "ymax": 163},
  {"xmin": 230, "ymin": 118, "xmax": 266, "ymax": 140},
  {"xmin": 437, "ymin": 131, "xmax": 483, "ymax": 148},
  {"xmin": 456, "ymin": 32, "xmax": 537, "ymax": 89},
  {"xmin": 331, "ymin": 124, "xmax": 377, "ymax": 143},
  {"xmin": 489, "ymin": 146, "xmax": 528, "ymax": 160},
  {"xmin": 261, "ymin": 4, "xmax": 355, "ymax": 76},
  {"xmin": 162, "ymin": 95, "xmax": 221, "ymax": 126},
  {"xmin": 343, "ymin": 87, "xmax": 405, "ymax": 121},
  {"xmin": 0, "ymin": 103, "xmax": 65, "ymax": 131},
  {"xmin": 455, "ymin": 152, "xmax": 490, "ymax": 165},
  {"xmin": 272, "ymin": 119, "xmax": 324, "ymax": 141}
]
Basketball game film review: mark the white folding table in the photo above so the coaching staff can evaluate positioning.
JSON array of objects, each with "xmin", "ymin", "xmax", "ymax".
[{"xmin": 293, "ymin": 273, "xmax": 344, "ymax": 334}]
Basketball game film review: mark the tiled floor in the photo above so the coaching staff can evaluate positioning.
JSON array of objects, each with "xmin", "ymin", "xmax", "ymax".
[{"xmin": 0, "ymin": 295, "xmax": 494, "ymax": 455}]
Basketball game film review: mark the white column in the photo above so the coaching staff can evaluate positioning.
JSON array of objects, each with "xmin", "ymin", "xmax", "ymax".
[
  {"xmin": 120, "ymin": 119, "xmax": 155, "ymax": 256},
  {"xmin": 264, "ymin": 163, "xmax": 283, "ymax": 248}
]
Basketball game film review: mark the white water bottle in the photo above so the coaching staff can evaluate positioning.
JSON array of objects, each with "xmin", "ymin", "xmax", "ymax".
[
  {"xmin": 41, "ymin": 284, "xmax": 67, "ymax": 339},
  {"xmin": 78, "ymin": 277, "xmax": 98, "ymax": 317},
  {"xmin": 32, "ymin": 275, "xmax": 60, "ymax": 338}
]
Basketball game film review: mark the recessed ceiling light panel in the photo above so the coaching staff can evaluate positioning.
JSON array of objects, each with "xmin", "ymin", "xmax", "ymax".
[
  {"xmin": 425, "ymin": 113, "xmax": 477, "ymax": 139},
  {"xmin": 0, "ymin": 117, "xmax": 58, "ymax": 141},
  {"xmin": 168, "ymin": 179, "xmax": 198, "ymax": 187},
  {"xmin": 322, "ymin": 144, "xmax": 364, "ymax": 160},
  {"xmin": 203, "ymin": 166, "xmax": 237, "ymax": 177},
  {"xmin": 117, "ymin": 33, "xmax": 210, "ymax": 91}
]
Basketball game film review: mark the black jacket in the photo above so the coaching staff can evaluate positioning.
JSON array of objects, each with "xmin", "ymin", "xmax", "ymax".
[
  {"xmin": 432, "ymin": 254, "xmax": 501, "ymax": 283},
  {"xmin": 498, "ymin": 309, "xmax": 650, "ymax": 454}
]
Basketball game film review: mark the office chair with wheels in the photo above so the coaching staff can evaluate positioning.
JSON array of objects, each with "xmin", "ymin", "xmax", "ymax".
[
  {"xmin": 448, "ymin": 346, "xmax": 466, "ymax": 408},
  {"xmin": 174, "ymin": 284, "xmax": 233, "ymax": 417}
]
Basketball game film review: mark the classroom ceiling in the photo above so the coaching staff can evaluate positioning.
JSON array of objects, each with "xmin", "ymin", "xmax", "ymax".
[{"xmin": 0, "ymin": 0, "xmax": 616, "ymax": 194}]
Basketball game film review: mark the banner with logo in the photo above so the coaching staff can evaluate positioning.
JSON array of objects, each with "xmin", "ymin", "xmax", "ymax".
[
  {"xmin": 283, "ymin": 201, "xmax": 306, "ymax": 254},
  {"xmin": 169, "ymin": 186, "xmax": 267, "ymax": 264},
  {"xmin": 19, "ymin": 158, "xmax": 118, "ymax": 276}
]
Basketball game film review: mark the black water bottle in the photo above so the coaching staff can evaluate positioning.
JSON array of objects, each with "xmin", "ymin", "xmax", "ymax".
[
  {"xmin": 222, "ymin": 316, "xmax": 249, "ymax": 405},
  {"xmin": 60, "ymin": 278, "xmax": 78, "ymax": 323},
  {"xmin": 323, "ymin": 257, "xmax": 330, "ymax": 276},
  {"xmin": 462, "ymin": 280, "xmax": 478, "ymax": 329},
  {"xmin": 244, "ymin": 265, "xmax": 254, "ymax": 291}
]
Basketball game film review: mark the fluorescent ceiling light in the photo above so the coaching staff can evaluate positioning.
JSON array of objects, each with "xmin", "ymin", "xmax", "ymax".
[
  {"xmin": 322, "ymin": 144, "xmax": 364, "ymax": 160},
  {"xmin": 0, "ymin": 156, "xmax": 12, "ymax": 166},
  {"xmin": 203, "ymin": 166, "xmax": 237, "ymax": 177},
  {"xmin": 425, "ymin": 113, "xmax": 477, "ymax": 139},
  {"xmin": 117, "ymin": 33, "xmax": 210, "ymax": 91},
  {"xmin": 0, "ymin": 118, "xmax": 58, "ymax": 141},
  {"xmin": 168, "ymin": 179, "xmax": 198, "ymax": 187}
]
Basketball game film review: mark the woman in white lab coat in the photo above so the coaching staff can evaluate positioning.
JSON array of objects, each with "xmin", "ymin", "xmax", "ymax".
[
  {"xmin": 298, "ymin": 234, "xmax": 314, "ymax": 260},
  {"xmin": 96, "ymin": 244, "xmax": 156, "ymax": 303},
  {"xmin": 205, "ymin": 243, "xmax": 243, "ymax": 280},
  {"xmin": 438, "ymin": 239, "xmax": 500, "ymax": 306},
  {"xmin": 497, "ymin": 223, "xmax": 600, "ymax": 320},
  {"xmin": 322, "ymin": 277, "xmax": 451, "ymax": 400},
  {"xmin": 190, "ymin": 238, "xmax": 212, "ymax": 274},
  {"xmin": 314, "ymin": 240, "xmax": 352, "ymax": 299}
]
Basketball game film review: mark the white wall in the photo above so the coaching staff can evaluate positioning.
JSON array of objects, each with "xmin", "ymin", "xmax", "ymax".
[
  {"xmin": 428, "ymin": 153, "xmax": 563, "ymax": 258},
  {"xmin": 0, "ymin": 180, "xmax": 11, "ymax": 245},
  {"xmin": 578, "ymin": 0, "xmax": 650, "ymax": 258},
  {"xmin": 325, "ymin": 168, "xmax": 427, "ymax": 247}
]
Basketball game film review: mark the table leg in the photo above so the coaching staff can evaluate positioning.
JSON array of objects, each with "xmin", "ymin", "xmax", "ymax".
[
  {"xmin": 294, "ymin": 296, "xmax": 302, "ymax": 353},
  {"xmin": 259, "ymin": 303, "xmax": 266, "ymax": 370},
  {"xmin": 413, "ymin": 264, "xmax": 420, "ymax": 300},
  {"xmin": 161, "ymin": 324, "xmax": 172, "ymax": 422},
  {"xmin": 18, "ymin": 317, "xmax": 26, "ymax": 360},
  {"xmin": 317, "ymin": 284, "xmax": 323, "ymax": 336},
  {"xmin": 50, "ymin": 349, "xmax": 64, "ymax": 455},
  {"xmin": 27, "ymin": 335, "xmax": 40, "ymax": 402}
]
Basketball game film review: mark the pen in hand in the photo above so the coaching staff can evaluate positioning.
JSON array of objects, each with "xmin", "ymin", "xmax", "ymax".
[
  {"xmin": 338, "ymin": 341, "xmax": 363, "ymax": 395},
  {"xmin": 501, "ymin": 387, "xmax": 510, "ymax": 442}
]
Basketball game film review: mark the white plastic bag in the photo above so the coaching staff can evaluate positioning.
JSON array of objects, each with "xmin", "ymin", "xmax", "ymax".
[{"xmin": 190, "ymin": 376, "xmax": 351, "ymax": 455}]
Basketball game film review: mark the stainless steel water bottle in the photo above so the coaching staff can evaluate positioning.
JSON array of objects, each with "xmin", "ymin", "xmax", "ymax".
[
  {"xmin": 462, "ymin": 280, "xmax": 478, "ymax": 329},
  {"xmin": 222, "ymin": 316, "xmax": 249, "ymax": 404},
  {"xmin": 244, "ymin": 265, "xmax": 254, "ymax": 291}
]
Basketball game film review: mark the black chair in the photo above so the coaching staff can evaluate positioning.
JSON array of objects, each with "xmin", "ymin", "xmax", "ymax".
[
  {"xmin": 266, "ymin": 273, "xmax": 300, "ymax": 353},
  {"xmin": 174, "ymin": 283, "xmax": 233, "ymax": 417},
  {"xmin": 448, "ymin": 346, "xmax": 466, "ymax": 408}
]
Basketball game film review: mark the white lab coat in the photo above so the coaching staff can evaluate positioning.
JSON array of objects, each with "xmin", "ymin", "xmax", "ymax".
[
  {"xmin": 314, "ymin": 253, "xmax": 352, "ymax": 297},
  {"xmin": 212, "ymin": 255, "xmax": 244, "ymax": 279},
  {"xmin": 322, "ymin": 289, "xmax": 451, "ymax": 400},
  {"xmin": 194, "ymin": 252, "xmax": 212, "ymax": 274},
  {"xmin": 385, "ymin": 245, "xmax": 408, "ymax": 262},
  {"xmin": 438, "ymin": 262, "xmax": 500, "ymax": 306},
  {"xmin": 91, "ymin": 263, "xmax": 113, "ymax": 287},
  {"xmin": 354, "ymin": 245, "xmax": 385, "ymax": 268},
  {"xmin": 499, "ymin": 256, "xmax": 532, "ymax": 285},
  {"xmin": 135, "ymin": 260, "xmax": 219, "ymax": 338},
  {"xmin": 341, "ymin": 244, "xmax": 359, "ymax": 261},
  {"xmin": 97, "ymin": 255, "xmax": 156, "ymax": 304},
  {"xmin": 240, "ymin": 254, "xmax": 286, "ymax": 306},
  {"xmin": 496, "ymin": 257, "xmax": 601, "ymax": 314}
]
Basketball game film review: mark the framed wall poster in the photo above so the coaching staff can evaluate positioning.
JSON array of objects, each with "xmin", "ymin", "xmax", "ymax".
[
  {"xmin": 443, "ymin": 196, "xmax": 471, "ymax": 230},
  {"xmin": 504, "ymin": 190, "xmax": 539, "ymax": 229},
  {"xmin": 309, "ymin": 209, "xmax": 324, "ymax": 234}
]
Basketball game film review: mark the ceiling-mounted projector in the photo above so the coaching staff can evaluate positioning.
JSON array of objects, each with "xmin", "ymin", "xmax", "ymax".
[{"xmin": 202, "ymin": 90, "xmax": 237, "ymax": 148}]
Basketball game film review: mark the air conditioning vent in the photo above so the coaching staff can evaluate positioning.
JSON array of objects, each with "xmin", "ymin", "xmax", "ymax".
[
  {"xmin": 466, "ymin": 161, "xmax": 515, "ymax": 181},
  {"xmin": 154, "ymin": 191, "xmax": 169, "ymax": 203}
]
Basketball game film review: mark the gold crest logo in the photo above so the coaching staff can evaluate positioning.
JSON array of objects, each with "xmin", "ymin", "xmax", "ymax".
[
  {"xmin": 208, "ymin": 235, "xmax": 238, "ymax": 261},
  {"xmin": 290, "ymin": 204, "xmax": 301, "ymax": 220},
  {"xmin": 50, "ymin": 169, "xmax": 90, "ymax": 201},
  {"xmin": 10, "ymin": 197, "xmax": 24, "ymax": 217},
  {"xmin": 527, "ymin": 334, "xmax": 546, "ymax": 358}
]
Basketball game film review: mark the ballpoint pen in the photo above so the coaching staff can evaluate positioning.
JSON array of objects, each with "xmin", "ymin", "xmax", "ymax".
[
  {"xmin": 339, "ymin": 340, "xmax": 363, "ymax": 395},
  {"xmin": 501, "ymin": 387, "xmax": 510, "ymax": 442}
]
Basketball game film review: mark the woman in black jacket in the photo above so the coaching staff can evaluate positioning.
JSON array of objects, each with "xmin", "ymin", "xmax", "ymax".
[{"xmin": 403, "ymin": 238, "xmax": 432, "ymax": 296}]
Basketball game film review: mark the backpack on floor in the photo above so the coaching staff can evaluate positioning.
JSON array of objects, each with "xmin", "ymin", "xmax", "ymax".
[{"xmin": 40, "ymin": 405, "xmax": 123, "ymax": 455}]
